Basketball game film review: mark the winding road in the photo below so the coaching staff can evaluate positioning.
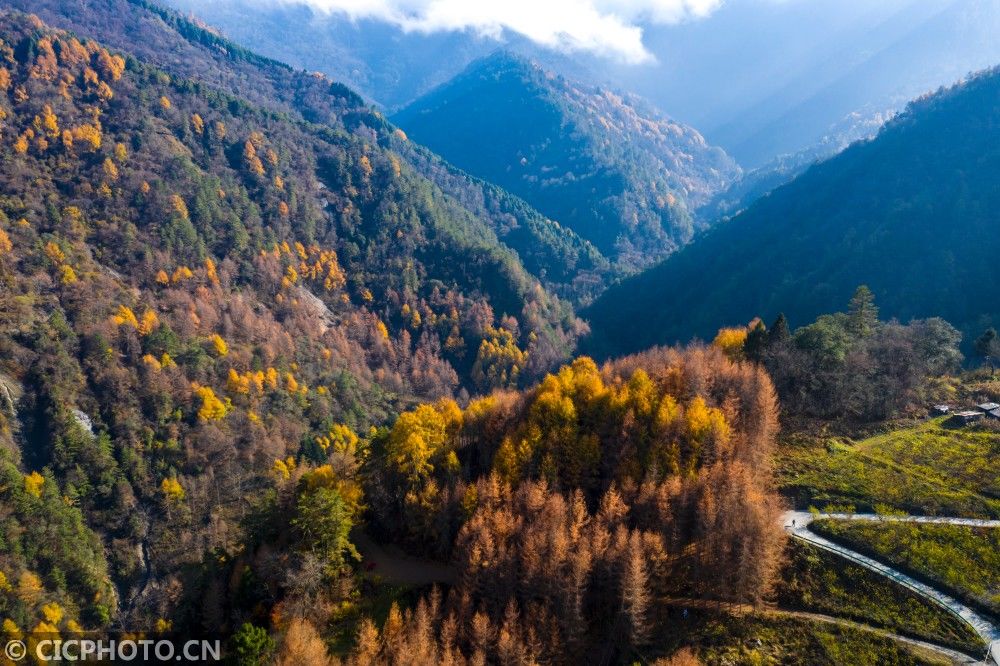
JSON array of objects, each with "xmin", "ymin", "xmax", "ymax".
[{"xmin": 783, "ymin": 511, "xmax": 1000, "ymax": 664}]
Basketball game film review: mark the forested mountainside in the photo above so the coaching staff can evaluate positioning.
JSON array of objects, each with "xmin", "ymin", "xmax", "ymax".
[
  {"xmin": 393, "ymin": 53, "xmax": 740, "ymax": 273},
  {"xmin": 3, "ymin": 0, "xmax": 609, "ymax": 305},
  {"xmin": 585, "ymin": 64, "xmax": 1000, "ymax": 359},
  {"xmin": 0, "ymin": 7, "xmax": 596, "ymax": 632},
  {"xmin": 695, "ymin": 108, "xmax": 893, "ymax": 224},
  {"xmin": 0, "ymin": 8, "xmax": 788, "ymax": 653}
]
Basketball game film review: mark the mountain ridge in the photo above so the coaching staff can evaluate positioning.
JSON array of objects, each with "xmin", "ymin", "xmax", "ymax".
[
  {"xmin": 584, "ymin": 63, "xmax": 1000, "ymax": 357},
  {"xmin": 393, "ymin": 51, "xmax": 740, "ymax": 273}
]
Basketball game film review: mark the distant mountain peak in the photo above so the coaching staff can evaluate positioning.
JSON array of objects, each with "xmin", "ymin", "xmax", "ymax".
[{"xmin": 393, "ymin": 56, "xmax": 739, "ymax": 274}]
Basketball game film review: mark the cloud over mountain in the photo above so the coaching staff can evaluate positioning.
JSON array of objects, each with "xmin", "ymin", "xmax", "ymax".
[{"xmin": 266, "ymin": 0, "xmax": 721, "ymax": 62}]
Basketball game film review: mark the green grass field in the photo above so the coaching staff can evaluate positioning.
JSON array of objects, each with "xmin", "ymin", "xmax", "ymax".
[
  {"xmin": 776, "ymin": 418, "xmax": 1000, "ymax": 518},
  {"xmin": 812, "ymin": 520, "xmax": 1000, "ymax": 617},
  {"xmin": 774, "ymin": 541, "xmax": 984, "ymax": 655}
]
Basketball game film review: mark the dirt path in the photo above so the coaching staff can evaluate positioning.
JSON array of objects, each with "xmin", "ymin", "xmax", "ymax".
[
  {"xmin": 662, "ymin": 597, "xmax": 979, "ymax": 665},
  {"xmin": 782, "ymin": 511, "xmax": 1000, "ymax": 664},
  {"xmin": 353, "ymin": 532, "xmax": 457, "ymax": 586}
]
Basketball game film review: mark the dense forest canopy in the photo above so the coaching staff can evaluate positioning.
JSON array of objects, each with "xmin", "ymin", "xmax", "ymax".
[
  {"xmin": 706, "ymin": 288, "xmax": 964, "ymax": 422},
  {"xmin": 7, "ymin": 0, "xmax": 610, "ymax": 306},
  {"xmin": 346, "ymin": 345, "xmax": 785, "ymax": 664},
  {"xmin": 0, "ymin": 1, "xmax": 994, "ymax": 664},
  {"xmin": 0, "ymin": 7, "xmax": 593, "ymax": 637}
]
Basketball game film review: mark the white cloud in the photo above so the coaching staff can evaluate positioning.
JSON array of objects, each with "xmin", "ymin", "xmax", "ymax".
[{"xmin": 274, "ymin": 0, "xmax": 723, "ymax": 63}]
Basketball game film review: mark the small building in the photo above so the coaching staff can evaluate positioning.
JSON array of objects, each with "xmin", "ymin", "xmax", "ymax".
[
  {"xmin": 977, "ymin": 402, "xmax": 1000, "ymax": 413},
  {"xmin": 988, "ymin": 408, "xmax": 1000, "ymax": 420},
  {"xmin": 953, "ymin": 410, "xmax": 984, "ymax": 426},
  {"xmin": 931, "ymin": 404, "xmax": 951, "ymax": 416}
]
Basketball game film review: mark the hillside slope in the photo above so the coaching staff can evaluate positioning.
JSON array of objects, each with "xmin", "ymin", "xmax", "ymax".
[
  {"xmin": 0, "ymin": 8, "xmax": 592, "ymax": 629},
  {"xmin": 584, "ymin": 65, "xmax": 1000, "ymax": 357},
  {"xmin": 393, "ymin": 52, "xmax": 740, "ymax": 272},
  {"xmin": 4, "ymin": 0, "xmax": 609, "ymax": 303}
]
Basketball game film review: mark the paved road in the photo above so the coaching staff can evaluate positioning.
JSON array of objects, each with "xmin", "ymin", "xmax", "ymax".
[
  {"xmin": 789, "ymin": 512, "xmax": 1000, "ymax": 528},
  {"xmin": 783, "ymin": 511, "xmax": 1000, "ymax": 664}
]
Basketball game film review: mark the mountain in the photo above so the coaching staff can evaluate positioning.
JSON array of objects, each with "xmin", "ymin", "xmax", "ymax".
[
  {"xmin": 613, "ymin": 0, "xmax": 1000, "ymax": 168},
  {"xmin": 584, "ymin": 65, "xmax": 1000, "ymax": 358},
  {"xmin": 161, "ymin": 0, "xmax": 600, "ymax": 112},
  {"xmin": 10, "ymin": 0, "xmax": 608, "ymax": 304},
  {"xmin": 393, "ymin": 53, "xmax": 739, "ymax": 273},
  {"xmin": 696, "ymin": 107, "xmax": 894, "ymax": 224},
  {"xmin": 0, "ymin": 5, "xmax": 782, "ymax": 642},
  {"xmin": 0, "ymin": 3, "xmax": 600, "ymax": 630},
  {"xmin": 159, "ymin": 0, "xmax": 1000, "ymax": 171}
]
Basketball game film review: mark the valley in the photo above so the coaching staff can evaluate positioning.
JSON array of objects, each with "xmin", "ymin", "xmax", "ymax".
[{"xmin": 0, "ymin": 1, "xmax": 997, "ymax": 664}]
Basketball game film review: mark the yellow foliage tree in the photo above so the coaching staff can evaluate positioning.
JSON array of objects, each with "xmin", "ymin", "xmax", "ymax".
[
  {"xmin": 272, "ymin": 457, "xmax": 296, "ymax": 481},
  {"xmin": 386, "ymin": 399, "xmax": 462, "ymax": 482},
  {"xmin": 713, "ymin": 327, "xmax": 748, "ymax": 361},
  {"xmin": 204, "ymin": 257, "xmax": 218, "ymax": 284},
  {"xmin": 43, "ymin": 241, "xmax": 66, "ymax": 264},
  {"xmin": 472, "ymin": 326, "xmax": 528, "ymax": 389},
  {"xmin": 102, "ymin": 157, "xmax": 118, "ymax": 181},
  {"xmin": 243, "ymin": 140, "xmax": 265, "ymax": 177},
  {"xmin": 194, "ymin": 385, "xmax": 227, "ymax": 420},
  {"xmin": 24, "ymin": 472, "xmax": 44, "ymax": 498},
  {"xmin": 71, "ymin": 123, "xmax": 102, "ymax": 151},
  {"xmin": 1, "ymin": 619, "xmax": 18, "ymax": 639},
  {"xmin": 59, "ymin": 264, "xmax": 77, "ymax": 285},
  {"xmin": 37, "ymin": 104, "xmax": 58, "ymax": 137},
  {"xmin": 171, "ymin": 265, "xmax": 193, "ymax": 282},
  {"xmin": 160, "ymin": 477, "xmax": 185, "ymax": 501},
  {"xmin": 170, "ymin": 194, "xmax": 189, "ymax": 219},
  {"xmin": 683, "ymin": 396, "xmax": 729, "ymax": 473},
  {"xmin": 111, "ymin": 304, "xmax": 138, "ymax": 328},
  {"xmin": 299, "ymin": 464, "xmax": 364, "ymax": 518},
  {"xmin": 209, "ymin": 333, "xmax": 228, "ymax": 357},
  {"xmin": 16, "ymin": 572, "xmax": 42, "ymax": 603},
  {"xmin": 135, "ymin": 309, "xmax": 157, "ymax": 335},
  {"xmin": 227, "ymin": 369, "xmax": 250, "ymax": 395},
  {"xmin": 40, "ymin": 602, "xmax": 63, "ymax": 625}
]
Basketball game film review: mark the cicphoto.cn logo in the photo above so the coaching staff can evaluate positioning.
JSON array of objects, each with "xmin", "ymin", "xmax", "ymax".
[{"xmin": 3, "ymin": 637, "xmax": 221, "ymax": 663}]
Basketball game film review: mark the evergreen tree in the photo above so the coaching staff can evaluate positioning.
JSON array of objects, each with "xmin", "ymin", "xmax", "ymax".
[
  {"xmin": 847, "ymin": 285, "xmax": 879, "ymax": 338},
  {"xmin": 744, "ymin": 320, "xmax": 768, "ymax": 362},
  {"xmin": 292, "ymin": 487, "xmax": 359, "ymax": 573},
  {"xmin": 975, "ymin": 327, "xmax": 999, "ymax": 374},
  {"xmin": 230, "ymin": 623, "xmax": 274, "ymax": 666},
  {"xmin": 767, "ymin": 313, "xmax": 790, "ymax": 347}
]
